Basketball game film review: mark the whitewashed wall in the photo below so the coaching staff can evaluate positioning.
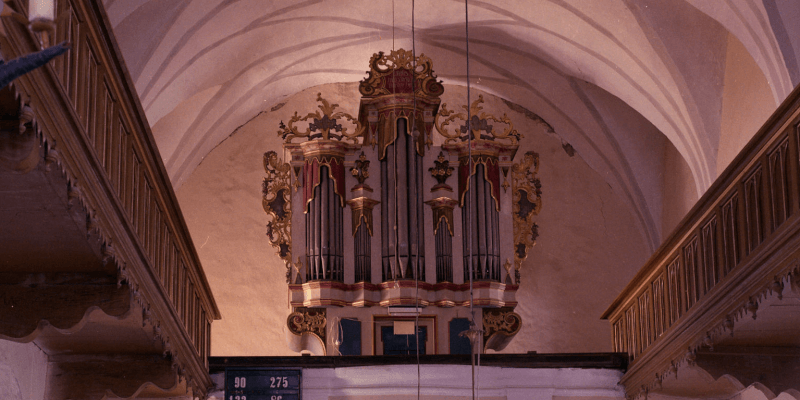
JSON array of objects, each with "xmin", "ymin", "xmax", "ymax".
[{"xmin": 0, "ymin": 340, "xmax": 48, "ymax": 400}]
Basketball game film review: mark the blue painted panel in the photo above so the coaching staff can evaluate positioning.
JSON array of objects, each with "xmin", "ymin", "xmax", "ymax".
[{"xmin": 450, "ymin": 318, "xmax": 472, "ymax": 355}]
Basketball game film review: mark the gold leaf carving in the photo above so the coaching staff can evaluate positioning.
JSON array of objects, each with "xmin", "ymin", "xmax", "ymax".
[
  {"xmin": 435, "ymin": 94, "xmax": 519, "ymax": 146},
  {"xmin": 287, "ymin": 308, "xmax": 326, "ymax": 341},
  {"xmin": 358, "ymin": 49, "xmax": 444, "ymax": 98},
  {"xmin": 262, "ymin": 151, "xmax": 293, "ymax": 270},
  {"xmin": 278, "ymin": 93, "xmax": 364, "ymax": 144},
  {"xmin": 511, "ymin": 151, "xmax": 542, "ymax": 276},
  {"xmin": 483, "ymin": 307, "xmax": 522, "ymax": 351}
]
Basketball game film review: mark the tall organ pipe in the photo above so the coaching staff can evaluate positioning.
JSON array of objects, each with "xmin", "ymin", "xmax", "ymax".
[
  {"xmin": 306, "ymin": 165, "xmax": 344, "ymax": 282},
  {"xmin": 435, "ymin": 218, "xmax": 453, "ymax": 282},
  {"xmin": 463, "ymin": 163, "xmax": 500, "ymax": 282},
  {"xmin": 381, "ymin": 117, "xmax": 425, "ymax": 282}
]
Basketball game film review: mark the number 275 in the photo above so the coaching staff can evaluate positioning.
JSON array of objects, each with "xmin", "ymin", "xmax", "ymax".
[{"xmin": 270, "ymin": 376, "xmax": 289, "ymax": 388}]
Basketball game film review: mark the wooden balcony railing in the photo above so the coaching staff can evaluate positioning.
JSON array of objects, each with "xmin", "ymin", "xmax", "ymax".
[
  {"xmin": 0, "ymin": 0, "xmax": 220, "ymax": 395},
  {"xmin": 602, "ymin": 84, "xmax": 800, "ymax": 398}
]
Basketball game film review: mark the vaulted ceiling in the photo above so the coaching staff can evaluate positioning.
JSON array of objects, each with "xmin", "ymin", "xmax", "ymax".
[{"xmin": 102, "ymin": 0, "xmax": 800, "ymax": 250}]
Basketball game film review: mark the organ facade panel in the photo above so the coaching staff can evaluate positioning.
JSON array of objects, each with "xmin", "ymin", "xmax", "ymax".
[{"xmin": 263, "ymin": 50, "xmax": 542, "ymax": 355}]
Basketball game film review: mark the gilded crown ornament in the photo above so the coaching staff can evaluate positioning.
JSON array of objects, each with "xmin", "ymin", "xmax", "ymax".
[
  {"xmin": 279, "ymin": 93, "xmax": 364, "ymax": 143},
  {"xmin": 435, "ymin": 94, "xmax": 520, "ymax": 146},
  {"xmin": 358, "ymin": 49, "xmax": 444, "ymax": 98}
]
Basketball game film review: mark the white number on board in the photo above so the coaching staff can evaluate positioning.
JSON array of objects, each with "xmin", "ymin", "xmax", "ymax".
[
  {"xmin": 269, "ymin": 376, "xmax": 289, "ymax": 388},
  {"xmin": 234, "ymin": 377, "xmax": 246, "ymax": 388}
]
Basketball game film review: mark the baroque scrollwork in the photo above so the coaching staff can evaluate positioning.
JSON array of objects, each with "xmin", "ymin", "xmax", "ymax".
[
  {"xmin": 262, "ymin": 151, "xmax": 292, "ymax": 264},
  {"xmin": 358, "ymin": 49, "xmax": 444, "ymax": 98},
  {"xmin": 278, "ymin": 93, "xmax": 364, "ymax": 144},
  {"xmin": 435, "ymin": 94, "xmax": 520, "ymax": 146},
  {"xmin": 483, "ymin": 308, "xmax": 522, "ymax": 351},
  {"xmin": 511, "ymin": 151, "xmax": 542, "ymax": 275},
  {"xmin": 287, "ymin": 308, "xmax": 326, "ymax": 342}
]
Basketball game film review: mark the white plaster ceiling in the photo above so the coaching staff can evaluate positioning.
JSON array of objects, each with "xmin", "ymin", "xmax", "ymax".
[{"xmin": 101, "ymin": 0, "xmax": 800, "ymax": 250}]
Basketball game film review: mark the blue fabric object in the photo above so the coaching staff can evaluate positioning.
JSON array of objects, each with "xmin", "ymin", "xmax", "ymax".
[{"xmin": 0, "ymin": 42, "xmax": 69, "ymax": 90}]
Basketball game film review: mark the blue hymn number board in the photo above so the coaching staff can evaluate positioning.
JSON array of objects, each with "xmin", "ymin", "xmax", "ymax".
[{"xmin": 225, "ymin": 369, "xmax": 301, "ymax": 400}]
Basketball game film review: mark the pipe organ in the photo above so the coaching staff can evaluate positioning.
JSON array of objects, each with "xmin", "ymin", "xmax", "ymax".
[{"xmin": 264, "ymin": 50, "xmax": 542, "ymax": 356}]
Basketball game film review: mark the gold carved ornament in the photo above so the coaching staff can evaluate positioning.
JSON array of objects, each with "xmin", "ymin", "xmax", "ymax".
[
  {"xmin": 429, "ymin": 151, "xmax": 454, "ymax": 191},
  {"xmin": 279, "ymin": 93, "xmax": 364, "ymax": 144},
  {"xmin": 262, "ymin": 151, "xmax": 295, "ymax": 283},
  {"xmin": 287, "ymin": 308, "xmax": 326, "ymax": 342},
  {"xmin": 435, "ymin": 94, "xmax": 520, "ymax": 146},
  {"xmin": 350, "ymin": 151, "xmax": 370, "ymax": 186},
  {"xmin": 483, "ymin": 308, "xmax": 522, "ymax": 351},
  {"xmin": 511, "ymin": 151, "xmax": 542, "ymax": 282},
  {"xmin": 358, "ymin": 49, "xmax": 444, "ymax": 98}
]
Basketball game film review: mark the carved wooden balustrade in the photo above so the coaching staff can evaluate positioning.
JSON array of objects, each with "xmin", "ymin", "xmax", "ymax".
[
  {"xmin": 0, "ymin": 0, "xmax": 219, "ymax": 397},
  {"xmin": 603, "ymin": 85, "xmax": 800, "ymax": 398}
]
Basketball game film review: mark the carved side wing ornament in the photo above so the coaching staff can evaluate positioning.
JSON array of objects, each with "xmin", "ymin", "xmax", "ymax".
[
  {"xmin": 511, "ymin": 151, "xmax": 542, "ymax": 282},
  {"xmin": 262, "ymin": 151, "xmax": 293, "ymax": 279}
]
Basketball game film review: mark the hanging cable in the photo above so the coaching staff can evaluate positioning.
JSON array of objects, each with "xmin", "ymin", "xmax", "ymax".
[
  {"xmin": 411, "ymin": 1, "xmax": 422, "ymax": 398},
  {"xmin": 392, "ymin": 0, "xmax": 395, "ymax": 52},
  {"xmin": 463, "ymin": 1, "xmax": 480, "ymax": 399}
]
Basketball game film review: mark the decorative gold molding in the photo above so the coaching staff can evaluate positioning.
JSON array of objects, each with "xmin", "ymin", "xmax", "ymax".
[
  {"xmin": 425, "ymin": 197, "xmax": 459, "ymax": 236},
  {"xmin": 287, "ymin": 308, "xmax": 327, "ymax": 343},
  {"xmin": 511, "ymin": 151, "xmax": 542, "ymax": 276},
  {"xmin": 346, "ymin": 197, "xmax": 380, "ymax": 236},
  {"xmin": 262, "ymin": 151, "xmax": 293, "ymax": 266},
  {"xmin": 435, "ymin": 94, "xmax": 519, "ymax": 146},
  {"xmin": 483, "ymin": 307, "xmax": 522, "ymax": 351},
  {"xmin": 279, "ymin": 93, "xmax": 364, "ymax": 144}
]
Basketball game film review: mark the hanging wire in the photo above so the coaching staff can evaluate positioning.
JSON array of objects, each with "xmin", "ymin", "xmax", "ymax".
[
  {"xmin": 411, "ymin": 1, "xmax": 422, "ymax": 398},
  {"xmin": 392, "ymin": 0, "xmax": 395, "ymax": 52},
  {"xmin": 391, "ymin": 0, "xmax": 400, "ymax": 290},
  {"xmin": 463, "ymin": 1, "xmax": 481, "ymax": 399}
]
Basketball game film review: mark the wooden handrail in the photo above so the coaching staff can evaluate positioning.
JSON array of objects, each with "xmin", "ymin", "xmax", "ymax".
[
  {"xmin": 602, "ymin": 83, "xmax": 800, "ymax": 397},
  {"xmin": 0, "ymin": 0, "xmax": 219, "ymax": 394}
]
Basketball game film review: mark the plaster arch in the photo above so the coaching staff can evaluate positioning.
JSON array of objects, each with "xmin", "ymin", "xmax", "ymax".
[{"xmin": 101, "ymin": 0, "xmax": 795, "ymax": 207}]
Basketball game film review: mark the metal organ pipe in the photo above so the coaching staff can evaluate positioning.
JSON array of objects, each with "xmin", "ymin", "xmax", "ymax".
[
  {"xmin": 306, "ymin": 165, "xmax": 344, "ymax": 282},
  {"xmin": 381, "ymin": 117, "xmax": 425, "ymax": 282},
  {"xmin": 321, "ymin": 167, "xmax": 329, "ymax": 279},
  {"xmin": 397, "ymin": 118, "xmax": 410, "ymax": 278},
  {"xmin": 463, "ymin": 163, "xmax": 501, "ymax": 282},
  {"xmin": 436, "ymin": 218, "xmax": 453, "ymax": 282}
]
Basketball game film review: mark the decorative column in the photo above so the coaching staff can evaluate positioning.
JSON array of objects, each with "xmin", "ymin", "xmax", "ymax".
[
  {"xmin": 425, "ymin": 197, "xmax": 459, "ymax": 282},
  {"xmin": 357, "ymin": 49, "xmax": 444, "ymax": 282},
  {"xmin": 426, "ymin": 151, "xmax": 457, "ymax": 282},
  {"xmin": 347, "ymin": 153, "xmax": 379, "ymax": 283}
]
